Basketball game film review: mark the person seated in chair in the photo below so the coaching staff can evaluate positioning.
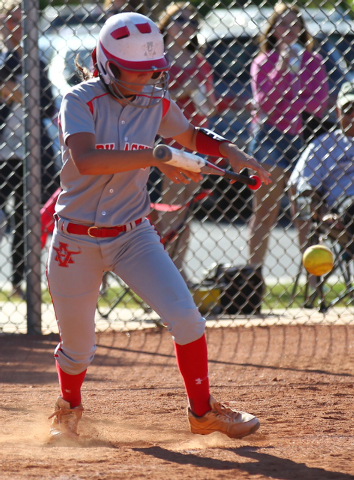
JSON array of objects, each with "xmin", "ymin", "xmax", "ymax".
[{"xmin": 289, "ymin": 81, "xmax": 354, "ymax": 254}]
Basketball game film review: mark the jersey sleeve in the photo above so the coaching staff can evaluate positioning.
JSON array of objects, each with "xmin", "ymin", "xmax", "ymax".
[
  {"xmin": 157, "ymin": 98, "xmax": 189, "ymax": 138},
  {"xmin": 59, "ymin": 91, "xmax": 95, "ymax": 144}
]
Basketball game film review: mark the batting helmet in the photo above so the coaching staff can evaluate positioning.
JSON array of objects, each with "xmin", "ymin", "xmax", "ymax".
[{"xmin": 95, "ymin": 12, "xmax": 170, "ymax": 107}]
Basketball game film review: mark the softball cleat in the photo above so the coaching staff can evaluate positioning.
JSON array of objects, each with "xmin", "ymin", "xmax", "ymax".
[
  {"xmin": 188, "ymin": 395, "xmax": 260, "ymax": 439},
  {"xmin": 48, "ymin": 396, "xmax": 84, "ymax": 442}
]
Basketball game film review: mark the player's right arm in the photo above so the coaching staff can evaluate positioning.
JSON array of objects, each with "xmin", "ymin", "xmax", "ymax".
[
  {"xmin": 66, "ymin": 129, "xmax": 203, "ymax": 184},
  {"xmin": 62, "ymin": 89, "xmax": 201, "ymax": 183},
  {"xmin": 68, "ymin": 131, "xmax": 153, "ymax": 174},
  {"xmin": 67, "ymin": 131, "xmax": 201, "ymax": 184}
]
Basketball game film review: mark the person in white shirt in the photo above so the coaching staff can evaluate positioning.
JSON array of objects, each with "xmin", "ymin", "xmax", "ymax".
[{"xmin": 289, "ymin": 81, "xmax": 354, "ymax": 250}]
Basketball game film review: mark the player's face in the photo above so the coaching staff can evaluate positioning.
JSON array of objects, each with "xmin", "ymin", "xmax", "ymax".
[
  {"xmin": 108, "ymin": 64, "xmax": 165, "ymax": 101},
  {"xmin": 112, "ymin": 69, "xmax": 154, "ymax": 96},
  {"xmin": 106, "ymin": 61, "xmax": 168, "ymax": 105},
  {"xmin": 122, "ymin": 70, "xmax": 151, "ymax": 86}
]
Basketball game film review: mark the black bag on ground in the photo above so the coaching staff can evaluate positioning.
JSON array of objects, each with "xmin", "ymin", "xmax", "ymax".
[{"xmin": 213, "ymin": 264, "xmax": 264, "ymax": 314}]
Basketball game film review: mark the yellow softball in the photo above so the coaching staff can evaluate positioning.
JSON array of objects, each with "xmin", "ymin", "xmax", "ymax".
[{"xmin": 302, "ymin": 244, "xmax": 334, "ymax": 276}]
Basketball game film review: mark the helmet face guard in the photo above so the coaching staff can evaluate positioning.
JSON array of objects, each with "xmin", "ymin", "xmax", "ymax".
[
  {"xmin": 95, "ymin": 12, "xmax": 170, "ymax": 108},
  {"xmin": 104, "ymin": 59, "xmax": 170, "ymax": 108}
]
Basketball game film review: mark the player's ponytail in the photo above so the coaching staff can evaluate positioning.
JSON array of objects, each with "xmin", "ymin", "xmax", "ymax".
[{"xmin": 74, "ymin": 53, "xmax": 94, "ymax": 81}]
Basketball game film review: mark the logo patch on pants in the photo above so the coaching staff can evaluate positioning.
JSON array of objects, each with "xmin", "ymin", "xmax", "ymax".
[{"xmin": 53, "ymin": 241, "xmax": 81, "ymax": 267}]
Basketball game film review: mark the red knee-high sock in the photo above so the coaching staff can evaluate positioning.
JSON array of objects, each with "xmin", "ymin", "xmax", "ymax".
[
  {"xmin": 174, "ymin": 334, "xmax": 210, "ymax": 417},
  {"xmin": 56, "ymin": 361, "xmax": 86, "ymax": 408}
]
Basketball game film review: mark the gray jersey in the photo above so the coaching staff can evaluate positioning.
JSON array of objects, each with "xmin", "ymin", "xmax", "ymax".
[{"xmin": 56, "ymin": 77, "xmax": 189, "ymax": 226}]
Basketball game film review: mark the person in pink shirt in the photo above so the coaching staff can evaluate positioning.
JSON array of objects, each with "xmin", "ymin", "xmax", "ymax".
[{"xmin": 248, "ymin": 3, "xmax": 328, "ymax": 283}]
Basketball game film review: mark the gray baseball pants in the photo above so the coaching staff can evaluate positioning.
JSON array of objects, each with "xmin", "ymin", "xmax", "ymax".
[{"xmin": 46, "ymin": 218, "xmax": 205, "ymax": 375}]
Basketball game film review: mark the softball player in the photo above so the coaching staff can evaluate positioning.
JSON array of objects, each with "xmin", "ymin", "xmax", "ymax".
[{"xmin": 47, "ymin": 12, "xmax": 271, "ymax": 442}]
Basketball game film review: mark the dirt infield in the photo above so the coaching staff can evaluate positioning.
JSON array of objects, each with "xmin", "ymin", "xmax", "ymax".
[{"xmin": 0, "ymin": 324, "xmax": 353, "ymax": 479}]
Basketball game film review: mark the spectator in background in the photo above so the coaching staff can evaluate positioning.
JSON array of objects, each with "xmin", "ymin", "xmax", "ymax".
[
  {"xmin": 248, "ymin": 2, "xmax": 329, "ymax": 284},
  {"xmin": 289, "ymin": 81, "xmax": 354, "ymax": 252},
  {"xmin": 0, "ymin": 0, "xmax": 59, "ymax": 298},
  {"xmin": 152, "ymin": 2, "xmax": 217, "ymax": 285}
]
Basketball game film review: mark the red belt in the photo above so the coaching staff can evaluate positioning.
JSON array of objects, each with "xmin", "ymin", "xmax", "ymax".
[{"xmin": 65, "ymin": 218, "xmax": 143, "ymax": 238}]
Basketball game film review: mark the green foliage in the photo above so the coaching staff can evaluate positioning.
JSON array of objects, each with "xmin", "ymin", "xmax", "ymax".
[
  {"xmin": 263, "ymin": 282, "xmax": 354, "ymax": 310},
  {"xmin": 42, "ymin": 282, "xmax": 354, "ymax": 311},
  {"xmin": 2, "ymin": 282, "xmax": 352, "ymax": 316}
]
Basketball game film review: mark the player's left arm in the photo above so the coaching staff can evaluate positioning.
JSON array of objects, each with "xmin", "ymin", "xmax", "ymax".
[{"xmin": 172, "ymin": 124, "xmax": 272, "ymax": 185}]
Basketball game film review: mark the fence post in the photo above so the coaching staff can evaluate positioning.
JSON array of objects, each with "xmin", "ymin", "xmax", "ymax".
[{"xmin": 23, "ymin": 0, "xmax": 42, "ymax": 335}]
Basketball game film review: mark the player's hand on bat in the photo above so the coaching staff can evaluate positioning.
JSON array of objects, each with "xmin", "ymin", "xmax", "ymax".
[
  {"xmin": 219, "ymin": 143, "xmax": 272, "ymax": 185},
  {"xmin": 157, "ymin": 162, "xmax": 203, "ymax": 185}
]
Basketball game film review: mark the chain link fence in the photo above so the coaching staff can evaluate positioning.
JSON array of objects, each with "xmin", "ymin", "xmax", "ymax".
[{"xmin": 1, "ymin": 0, "xmax": 354, "ymax": 334}]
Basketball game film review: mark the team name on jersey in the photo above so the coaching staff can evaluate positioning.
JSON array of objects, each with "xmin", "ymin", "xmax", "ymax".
[
  {"xmin": 124, "ymin": 142, "xmax": 150, "ymax": 151},
  {"xmin": 96, "ymin": 143, "xmax": 115, "ymax": 150},
  {"xmin": 95, "ymin": 143, "xmax": 150, "ymax": 151}
]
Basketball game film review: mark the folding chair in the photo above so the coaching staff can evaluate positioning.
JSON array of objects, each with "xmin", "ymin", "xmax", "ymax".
[{"xmin": 291, "ymin": 191, "xmax": 354, "ymax": 312}]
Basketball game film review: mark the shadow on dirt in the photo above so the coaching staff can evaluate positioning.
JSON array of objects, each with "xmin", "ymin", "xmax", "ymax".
[
  {"xmin": 0, "ymin": 334, "xmax": 59, "ymax": 384},
  {"xmin": 1, "ymin": 327, "xmax": 354, "ymax": 385},
  {"xmin": 134, "ymin": 445, "xmax": 353, "ymax": 479}
]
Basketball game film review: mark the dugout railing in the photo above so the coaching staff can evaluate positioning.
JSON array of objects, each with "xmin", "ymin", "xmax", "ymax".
[{"xmin": 0, "ymin": 0, "xmax": 354, "ymax": 334}]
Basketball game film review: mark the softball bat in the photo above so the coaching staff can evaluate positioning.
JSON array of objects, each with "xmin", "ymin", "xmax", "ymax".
[{"xmin": 153, "ymin": 144, "xmax": 261, "ymax": 190}]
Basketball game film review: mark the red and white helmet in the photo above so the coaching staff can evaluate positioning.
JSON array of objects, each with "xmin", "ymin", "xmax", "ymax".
[{"xmin": 96, "ymin": 12, "xmax": 170, "ymax": 84}]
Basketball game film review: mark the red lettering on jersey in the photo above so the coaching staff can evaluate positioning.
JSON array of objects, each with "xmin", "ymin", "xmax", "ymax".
[
  {"xmin": 125, "ymin": 143, "xmax": 150, "ymax": 151},
  {"xmin": 53, "ymin": 242, "xmax": 82, "ymax": 268},
  {"xmin": 96, "ymin": 143, "xmax": 115, "ymax": 150}
]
